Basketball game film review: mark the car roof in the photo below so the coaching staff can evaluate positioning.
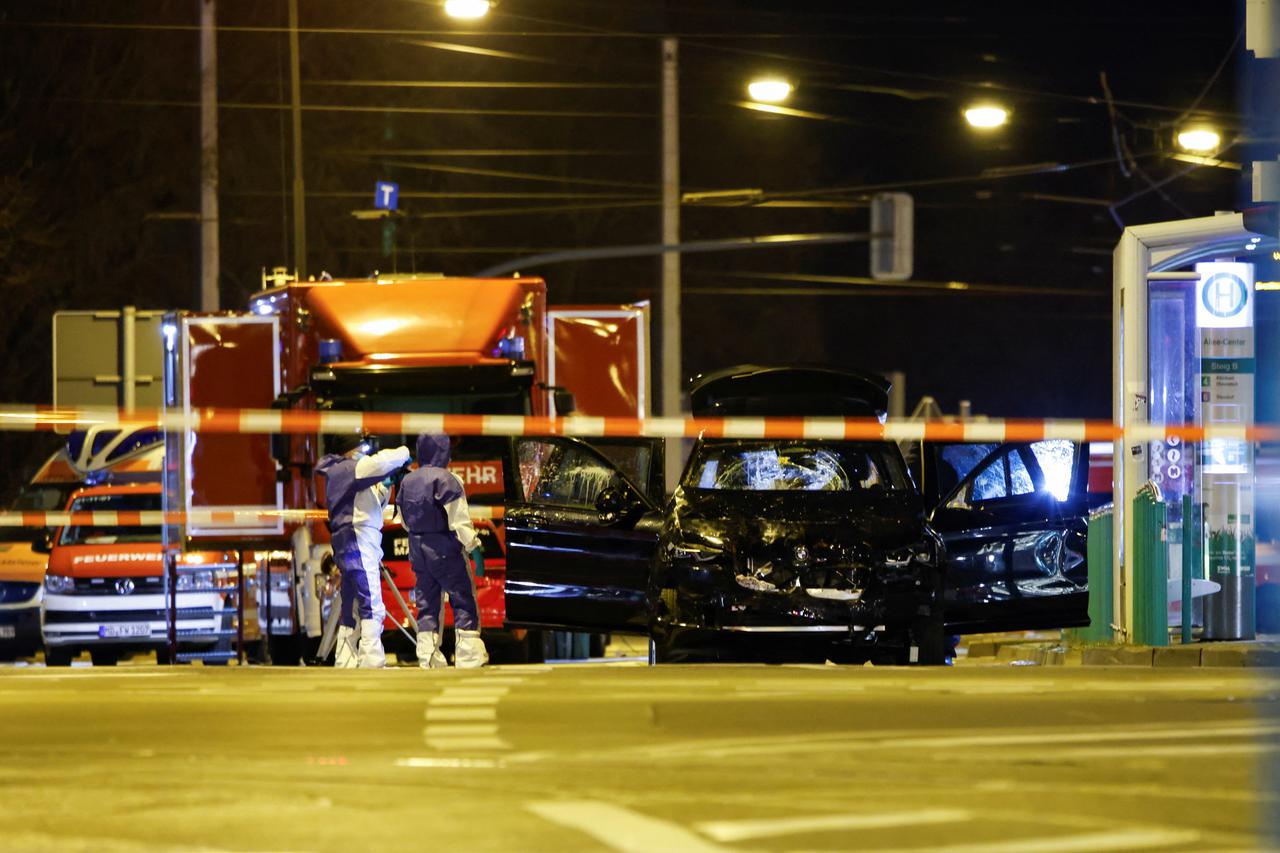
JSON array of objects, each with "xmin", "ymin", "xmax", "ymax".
[{"xmin": 688, "ymin": 364, "xmax": 891, "ymax": 418}]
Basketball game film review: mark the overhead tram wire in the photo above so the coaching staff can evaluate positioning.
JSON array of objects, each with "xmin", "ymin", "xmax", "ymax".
[
  {"xmin": 7, "ymin": 20, "xmax": 1231, "ymax": 119},
  {"xmin": 682, "ymin": 39, "xmax": 1245, "ymax": 121},
  {"xmin": 368, "ymin": 161, "xmax": 661, "ymax": 192},
  {"xmin": 684, "ymin": 269, "xmax": 1102, "ymax": 299},
  {"xmin": 54, "ymin": 97, "xmax": 652, "ymax": 120},
  {"xmin": 306, "ymin": 80, "xmax": 654, "ymax": 90},
  {"xmin": 760, "ymin": 151, "xmax": 1166, "ymax": 202},
  {"xmin": 322, "ymin": 148, "xmax": 643, "ymax": 158},
  {"xmin": 1, "ymin": 20, "xmax": 1012, "ymax": 39}
]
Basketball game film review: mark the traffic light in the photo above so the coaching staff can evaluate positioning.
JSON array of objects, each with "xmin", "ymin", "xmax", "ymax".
[{"xmin": 871, "ymin": 192, "xmax": 914, "ymax": 281}]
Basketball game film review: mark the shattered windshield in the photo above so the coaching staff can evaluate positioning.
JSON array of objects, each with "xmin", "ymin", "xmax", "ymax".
[{"xmin": 685, "ymin": 442, "xmax": 908, "ymax": 492}]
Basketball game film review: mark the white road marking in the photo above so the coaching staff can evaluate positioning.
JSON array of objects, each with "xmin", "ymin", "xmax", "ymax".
[
  {"xmin": 584, "ymin": 719, "xmax": 1274, "ymax": 763},
  {"xmin": 973, "ymin": 778, "xmax": 1279, "ymax": 804},
  {"xmin": 526, "ymin": 800, "xmax": 730, "ymax": 853},
  {"xmin": 423, "ymin": 685, "xmax": 514, "ymax": 750},
  {"xmin": 888, "ymin": 721, "xmax": 1280, "ymax": 751},
  {"xmin": 396, "ymin": 757, "xmax": 505, "ymax": 769},
  {"xmin": 1012, "ymin": 742, "xmax": 1279, "ymax": 761},
  {"xmin": 861, "ymin": 827, "xmax": 1200, "ymax": 853},
  {"xmin": 425, "ymin": 706, "xmax": 497, "ymax": 721},
  {"xmin": 696, "ymin": 808, "xmax": 972, "ymax": 842},
  {"xmin": 420, "ymin": 723, "xmax": 500, "ymax": 737},
  {"xmin": 456, "ymin": 677, "xmax": 525, "ymax": 686},
  {"xmin": 425, "ymin": 736, "xmax": 511, "ymax": 750},
  {"xmin": 430, "ymin": 687, "xmax": 510, "ymax": 702}
]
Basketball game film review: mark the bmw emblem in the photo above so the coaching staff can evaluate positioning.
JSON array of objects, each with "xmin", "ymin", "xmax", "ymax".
[
  {"xmin": 793, "ymin": 545, "xmax": 810, "ymax": 564},
  {"xmin": 115, "ymin": 578, "xmax": 135, "ymax": 596}
]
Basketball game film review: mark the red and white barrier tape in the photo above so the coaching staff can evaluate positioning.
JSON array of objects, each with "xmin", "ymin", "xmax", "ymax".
[
  {"xmin": 0, "ymin": 506, "xmax": 505, "ymax": 528},
  {"xmin": 0, "ymin": 404, "xmax": 1271, "ymax": 443}
]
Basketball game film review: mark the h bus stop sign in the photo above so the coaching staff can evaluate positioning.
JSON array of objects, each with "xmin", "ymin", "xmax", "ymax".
[{"xmin": 375, "ymin": 181, "xmax": 399, "ymax": 211}]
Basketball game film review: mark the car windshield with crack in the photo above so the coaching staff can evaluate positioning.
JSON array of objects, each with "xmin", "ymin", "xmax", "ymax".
[{"xmin": 685, "ymin": 441, "xmax": 909, "ymax": 493}]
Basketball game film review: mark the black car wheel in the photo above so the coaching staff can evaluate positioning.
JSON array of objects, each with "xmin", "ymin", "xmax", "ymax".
[
  {"xmin": 909, "ymin": 570, "xmax": 949, "ymax": 666},
  {"xmin": 89, "ymin": 649, "xmax": 120, "ymax": 667},
  {"xmin": 910, "ymin": 611, "xmax": 948, "ymax": 665},
  {"xmin": 44, "ymin": 647, "xmax": 74, "ymax": 667},
  {"xmin": 267, "ymin": 634, "xmax": 302, "ymax": 665}
]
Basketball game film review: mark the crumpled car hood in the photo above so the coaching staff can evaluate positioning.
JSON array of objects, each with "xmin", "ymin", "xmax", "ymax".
[{"xmin": 668, "ymin": 487, "xmax": 926, "ymax": 554}]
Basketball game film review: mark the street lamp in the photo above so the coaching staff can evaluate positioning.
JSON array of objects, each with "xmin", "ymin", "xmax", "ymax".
[
  {"xmin": 1176, "ymin": 125, "xmax": 1221, "ymax": 153},
  {"xmin": 963, "ymin": 103, "xmax": 1009, "ymax": 130},
  {"xmin": 747, "ymin": 77, "xmax": 793, "ymax": 104},
  {"xmin": 444, "ymin": 0, "xmax": 491, "ymax": 19}
]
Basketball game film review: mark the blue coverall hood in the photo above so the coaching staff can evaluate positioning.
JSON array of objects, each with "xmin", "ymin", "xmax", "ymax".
[{"xmin": 416, "ymin": 433, "xmax": 452, "ymax": 468}]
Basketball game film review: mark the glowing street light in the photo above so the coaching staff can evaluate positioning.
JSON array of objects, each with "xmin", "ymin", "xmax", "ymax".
[
  {"xmin": 747, "ymin": 78, "xmax": 793, "ymax": 104},
  {"xmin": 963, "ymin": 103, "xmax": 1009, "ymax": 129},
  {"xmin": 444, "ymin": 0, "xmax": 491, "ymax": 19},
  {"xmin": 1177, "ymin": 126, "xmax": 1221, "ymax": 153}
]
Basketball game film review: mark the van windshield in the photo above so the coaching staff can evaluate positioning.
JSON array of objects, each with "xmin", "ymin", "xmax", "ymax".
[
  {"xmin": 59, "ymin": 493, "xmax": 162, "ymax": 546},
  {"xmin": 0, "ymin": 484, "xmax": 77, "ymax": 543}
]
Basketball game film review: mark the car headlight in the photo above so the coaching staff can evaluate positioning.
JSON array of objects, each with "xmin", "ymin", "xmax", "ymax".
[
  {"xmin": 45, "ymin": 574, "xmax": 75, "ymax": 594},
  {"xmin": 176, "ymin": 570, "xmax": 214, "ymax": 591}
]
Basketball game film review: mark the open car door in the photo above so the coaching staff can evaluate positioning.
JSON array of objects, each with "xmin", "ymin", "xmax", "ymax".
[
  {"xmin": 928, "ymin": 439, "xmax": 1090, "ymax": 634},
  {"xmin": 503, "ymin": 436, "xmax": 664, "ymax": 633}
]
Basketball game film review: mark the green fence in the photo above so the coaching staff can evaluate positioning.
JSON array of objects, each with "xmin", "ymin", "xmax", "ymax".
[
  {"xmin": 1131, "ymin": 485, "xmax": 1168, "ymax": 647},
  {"xmin": 1078, "ymin": 508, "xmax": 1114, "ymax": 643}
]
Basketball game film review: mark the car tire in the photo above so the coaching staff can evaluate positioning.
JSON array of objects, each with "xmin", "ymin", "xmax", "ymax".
[
  {"xmin": 910, "ymin": 570, "xmax": 948, "ymax": 666},
  {"xmin": 910, "ymin": 612, "xmax": 948, "ymax": 665},
  {"xmin": 523, "ymin": 629, "xmax": 546, "ymax": 664},
  {"xmin": 45, "ymin": 647, "xmax": 74, "ymax": 667},
  {"xmin": 589, "ymin": 633, "xmax": 608, "ymax": 658},
  {"xmin": 89, "ymin": 649, "xmax": 120, "ymax": 667},
  {"xmin": 265, "ymin": 634, "xmax": 296, "ymax": 665},
  {"xmin": 156, "ymin": 646, "xmax": 173, "ymax": 665}
]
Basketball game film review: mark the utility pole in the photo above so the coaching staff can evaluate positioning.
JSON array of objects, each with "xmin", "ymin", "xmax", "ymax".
[
  {"xmin": 199, "ymin": 0, "xmax": 219, "ymax": 311},
  {"xmin": 288, "ymin": 0, "xmax": 307, "ymax": 279},
  {"xmin": 660, "ymin": 36, "xmax": 681, "ymax": 484}
]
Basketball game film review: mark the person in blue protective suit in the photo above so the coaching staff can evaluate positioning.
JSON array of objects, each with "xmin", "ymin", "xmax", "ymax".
[
  {"xmin": 397, "ymin": 433, "xmax": 488, "ymax": 669},
  {"xmin": 315, "ymin": 434, "xmax": 412, "ymax": 669}
]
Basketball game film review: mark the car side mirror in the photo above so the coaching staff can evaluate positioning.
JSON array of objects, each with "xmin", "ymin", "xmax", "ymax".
[
  {"xmin": 31, "ymin": 530, "xmax": 53, "ymax": 554},
  {"xmin": 553, "ymin": 388, "xmax": 576, "ymax": 416},
  {"xmin": 594, "ymin": 485, "xmax": 637, "ymax": 526}
]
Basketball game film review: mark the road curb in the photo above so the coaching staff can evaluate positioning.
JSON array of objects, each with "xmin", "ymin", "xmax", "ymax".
[{"xmin": 963, "ymin": 636, "xmax": 1280, "ymax": 668}]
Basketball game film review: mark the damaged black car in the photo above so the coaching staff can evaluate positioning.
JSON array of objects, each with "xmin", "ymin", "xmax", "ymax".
[{"xmin": 501, "ymin": 365, "xmax": 1090, "ymax": 664}]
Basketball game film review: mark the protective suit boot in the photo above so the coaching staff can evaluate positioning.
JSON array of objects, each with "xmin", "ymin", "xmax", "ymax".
[
  {"xmin": 334, "ymin": 625, "xmax": 358, "ymax": 669},
  {"xmin": 356, "ymin": 619, "xmax": 386, "ymax": 669},
  {"xmin": 415, "ymin": 631, "xmax": 448, "ymax": 670},
  {"xmin": 454, "ymin": 629, "xmax": 488, "ymax": 669}
]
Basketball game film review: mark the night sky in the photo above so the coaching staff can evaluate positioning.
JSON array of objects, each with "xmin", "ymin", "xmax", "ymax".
[{"xmin": 0, "ymin": 1, "xmax": 1250, "ymax": 493}]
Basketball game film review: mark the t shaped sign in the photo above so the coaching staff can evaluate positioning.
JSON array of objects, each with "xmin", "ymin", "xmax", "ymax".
[{"xmin": 374, "ymin": 181, "xmax": 399, "ymax": 211}]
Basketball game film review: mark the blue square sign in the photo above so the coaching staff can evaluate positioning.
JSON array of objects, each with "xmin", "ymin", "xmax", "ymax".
[{"xmin": 374, "ymin": 181, "xmax": 399, "ymax": 211}]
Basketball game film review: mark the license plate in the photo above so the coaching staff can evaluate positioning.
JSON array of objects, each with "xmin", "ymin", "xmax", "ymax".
[
  {"xmin": 0, "ymin": 625, "xmax": 15, "ymax": 639},
  {"xmin": 98, "ymin": 623, "xmax": 150, "ymax": 639}
]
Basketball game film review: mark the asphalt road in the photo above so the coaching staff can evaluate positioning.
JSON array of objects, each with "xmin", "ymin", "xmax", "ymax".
[{"xmin": 0, "ymin": 661, "xmax": 1275, "ymax": 852}]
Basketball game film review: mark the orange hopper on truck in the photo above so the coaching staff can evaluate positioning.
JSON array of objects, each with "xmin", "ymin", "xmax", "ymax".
[{"xmin": 162, "ymin": 271, "xmax": 648, "ymax": 663}]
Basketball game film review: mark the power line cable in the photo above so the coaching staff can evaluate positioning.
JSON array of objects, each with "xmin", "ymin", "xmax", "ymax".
[
  {"xmin": 1170, "ymin": 25, "xmax": 1244, "ymax": 127},
  {"xmin": 54, "ymin": 96, "xmax": 653, "ymax": 119}
]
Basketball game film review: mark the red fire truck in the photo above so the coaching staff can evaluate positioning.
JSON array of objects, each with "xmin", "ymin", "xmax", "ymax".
[{"xmin": 162, "ymin": 271, "xmax": 648, "ymax": 663}]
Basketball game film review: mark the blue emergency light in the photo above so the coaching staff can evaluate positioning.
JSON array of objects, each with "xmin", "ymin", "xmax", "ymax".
[{"xmin": 318, "ymin": 338, "xmax": 342, "ymax": 364}]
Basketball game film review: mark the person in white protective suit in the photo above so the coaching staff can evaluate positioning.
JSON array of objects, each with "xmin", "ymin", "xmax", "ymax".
[
  {"xmin": 315, "ymin": 434, "xmax": 411, "ymax": 668},
  {"xmin": 396, "ymin": 433, "xmax": 488, "ymax": 669}
]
